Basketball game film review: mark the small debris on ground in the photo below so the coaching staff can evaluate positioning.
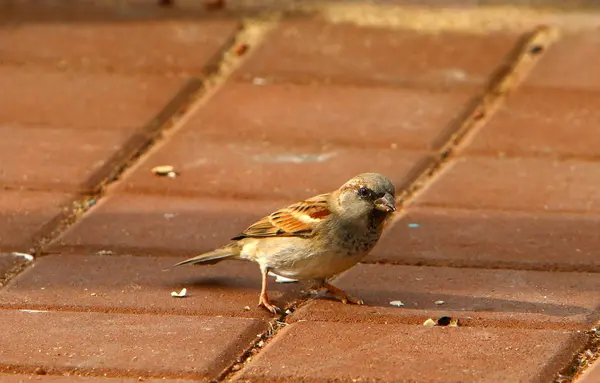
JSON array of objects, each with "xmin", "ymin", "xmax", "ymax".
[
  {"xmin": 171, "ymin": 288, "xmax": 188, "ymax": 298},
  {"xmin": 252, "ymin": 77, "xmax": 267, "ymax": 86},
  {"xmin": 96, "ymin": 250, "xmax": 115, "ymax": 256},
  {"xmin": 152, "ymin": 165, "xmax": 178, "ymax": 178},
  {"xmin": 234, "ymin": 43, "xmax": 249, "ymax": 56},
  {"xmin": 11, "ymin": 252, "xmax": 34, "ymax": 262},
  {"xmin": 407, "ymin": 223, "xmax": 420, "ymax": 228},
  {"xmin": 472, "ymin": 109, "xmax": 485, "ymax": 120},
  {"xmin": 529, "ymin": 45, "xmax": 544, "ymax": 54},
  {"xmin": 434, "ymin": 300, "xmax": 445, "ymax": 305},
  {"xmin": 244, "ymin": 306, "xmax": 251, "ymax": 311},
  {"xmin": 389, "ymin": 300, "xmax": 405, "ymax": 307},
  {"xmin": 437, "ymin": 316, "xmax": 452, "ymax": 326},
  {"xmin": 424, "ymin": 316, "xmax": 460, "ymax": 327}
]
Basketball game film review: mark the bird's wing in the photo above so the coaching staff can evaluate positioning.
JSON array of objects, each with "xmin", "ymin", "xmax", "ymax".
[{"xmin": 232, "ymin": 194, "xmax": 331, "ymax": 239}]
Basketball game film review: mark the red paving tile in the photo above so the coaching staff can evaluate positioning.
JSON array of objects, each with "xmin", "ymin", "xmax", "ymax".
[
  {"xmin": 577, "ymin": 360, "xmax": 600, "ymax": 383},
  {"xmin": 235, "ymin": 20, "xmax": 523, "ymax": 87},
  {"xmin": 166, "ymin": 82, "xmax": 478, "ymax": 150},
  {"xmin": 0, "ymin": 254, "xmax": 300, "ymax": 319},
  {"xmin": 0, "ymin": 20, "xmax": 239, "ymax": 75},
  {"xmin": 52, "ymin": 195, "xmax": 283, "ymax": 256},
  {"xmin": 290, "ymin": 264, "xmax": 600, "ymax": 330},
  {"xmin": 0, "ymin": 253, "xmax": 31, "ymax": 286},
  {"xmin": 465, "ymin": 87, "xmax": 600, "ymax": 157},
  {"xmin": 415, "ymin": 156, "xmax": 600, "ymax": 213},
  {"xmin": 234, "ymin": 321, "xmax": 584, "ymax": 383},
  {"xmin": 0, "ymin": 126, "xmax": 138, "ymax": 192},
  {"xmin": 119, "ymin": 140, "xmax": 429, "ymax": 200},
  {"xmin": 524, "ymin": 33, "xmax": 600, "ymax": 91},
  {"xmin": 0, "ymin": 67, "xmax": 185, "ymax": 130},
  {"xmin": 373, "ymin": 206, "xmax": 600, "ymax": 271},
  {"xmin": 0, "ymin": 190, "xmax": 73, "ymax": 252},
  {"xmin": 0, "ymin": 310, "xmax": 266, "ymax": 380}
]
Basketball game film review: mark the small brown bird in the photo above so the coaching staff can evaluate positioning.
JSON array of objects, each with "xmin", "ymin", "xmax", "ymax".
[{"xmin": 170, "ymin": 173, "xmax": 396, "ymax": 314}]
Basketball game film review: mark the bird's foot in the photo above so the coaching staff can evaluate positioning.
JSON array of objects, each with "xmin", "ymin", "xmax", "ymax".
[
  {"xmin": 323, "ymin": 282, "xmax": 364, "ymax": 305},
  {"xmin": 258, "ymin": 293, "xmax": 281, "ymax": 314}
]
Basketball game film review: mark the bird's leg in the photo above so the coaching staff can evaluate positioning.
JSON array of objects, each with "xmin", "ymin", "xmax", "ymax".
[
  {"xmin": 258, "ymin": 267, "xmax": 281, "ymax": 314},
  {"xmin": 317, "ymin": 280, "xmax": 364, "ymax": 305}
]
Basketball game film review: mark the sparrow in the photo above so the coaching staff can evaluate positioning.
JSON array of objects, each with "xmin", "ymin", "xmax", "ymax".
[{"xmin": 169, "ymin": 173, "xmax": 396, "ymax": 314}]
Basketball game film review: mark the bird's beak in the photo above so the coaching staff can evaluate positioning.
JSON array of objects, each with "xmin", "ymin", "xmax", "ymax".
[{"xmin": 374, "ymin": 193, "xmax": 396, "ymax": 212}]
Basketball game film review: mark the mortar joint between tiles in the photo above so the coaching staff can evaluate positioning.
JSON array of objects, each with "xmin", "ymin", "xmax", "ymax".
[
  {"xmin": 384, "ymin": 26, "xmax": 559, "ymax": 235},
  {"xmin": 27, "ymin": 14, "xmax": 279, "ymax": 262},
  {"xmin": 554, "ymin": 322, "xmax": 600, "ymax": 383}
]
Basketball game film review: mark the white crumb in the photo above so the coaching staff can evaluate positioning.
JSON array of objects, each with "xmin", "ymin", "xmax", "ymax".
[
  {"xmin": 11, "ymin": 252, "xmax": 34, "ymax": 262},
  {"xmin": 171, "ymin": 288, "xmax": 188, "ymax": 298}
]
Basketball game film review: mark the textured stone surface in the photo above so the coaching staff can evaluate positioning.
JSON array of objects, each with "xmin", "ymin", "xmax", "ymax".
[
  {"xmin": 0, "ymin": 126, "xmax": 137, "ymax": 191},
  {"xmin": 179, "ymin": 82, "xmax": 478, "ymax": 150},
  {"xmin": 524, "ymin": 33, "xmax": 600, "ymax": 91},
  {"xmin": 373, "ymin": 206, "xmax": 600, "ymax": 271},
  {"xmin": 0, "ymin": 190, "xmax": 72, "ymax": 252},
  {"xmin": 0, "ymin": 20, "xmax": 239, "ymax": 75},
  {"xmin": 0, "ymin": 254, "xmax": 300, "ymax": 319},
  {"xmin": 0, "ymin": 375, "xmax": 193, "ymax": 383},
  {"xmin": 119, "ymin": 140, "xmax": 429, "ymax": 200},
  {"xmin": 236, "ymin": 20, "xmax": 523, "ymax": 87},
  {"xmin": 291, "ymin": 264, "xmax": 600, "ymax": 329},
  {"xmin": 577, "ymin": 359, "xmax": 600, "ymax": 383},
  {"xmin": 0, "ymin": 310, "xmax": 266, "ymax": 380},
  {"xmin": 52, "ymin": 194, "xmax": 283, "ymax": 256},
  {"xmin": 465, "ymin": 87, "xmax": 600, "ymax": 157},
  {"xmin": 235, "ymin": 321, "xmax": 584, "ymax": 383},
  {"xmin": 0, "ymin": 68, "xmax": 185, "ymax": 129},
  {"xmin": 415, "ymin": 156, "xmax": 600, "ymax": 213}
]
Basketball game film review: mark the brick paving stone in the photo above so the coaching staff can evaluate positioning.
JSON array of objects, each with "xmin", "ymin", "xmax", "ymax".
[
  {"xmin": 235, "ymin": 20, "xmax": 523, "ymax": 87},
  {"xmin": 170, "ymin": 82, "xmax": 478, "ymax": 150},
  {"xmin": 0, "ymin": 20, "xmax": 239, "ymax": 75},
  {"xmin": 0, "ymin": 310, "xmax": 266, "ymax": 380},
  {"xmin": 119, "ymin": 140, "xmax": 430, "ymax": 200},
  {"xmin": 0, "ymin": 253, "xmax": 31, "ymax": 287},
  {"xmin": 577, "ymin": 359, "xmax": 600, "ymax": 383},
  {"xmin": 0, "ymin": 375, "xmax": 194, "ymax": 383},
  {"xmin": 524, "ymin": 33, "xmax": 600, "ymax": 91},
  {"xmin": 52, "ymin": 194, "xmax": 283, "ymax": 256},
  {"xmin": 234, "ymin": 321, "xmax": 584, "ymax": 383},
  {"xmin": 415, "ymin": 156, "xmax": 600, "ymax": 213},
  {"xmin": 0, "ymin": 254, "xmax": 300, "ymax": 319},
  {"xmin": 0, "ymin": 190, "xmax": 72, "ymax": 252},
  {"xmin": 372, "ymin": 206, "xmax": 600, "ymax": 271},
  {"xmin": 290, "ymin": 264, "xmax": 600, "ymax": 330},
  {"xmin": 465, "ymin": 87, "xmax": 600, "ymax": 157},
  {"xmin": 0, "ymin": 126, "xmax": 138, "ymax": 192},
  {"xmin": 0, "ymin": 67, "xmax": 185, "ymax": 130}
]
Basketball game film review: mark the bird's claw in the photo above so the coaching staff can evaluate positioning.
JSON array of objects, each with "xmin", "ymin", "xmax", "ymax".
[
  {"xmin": 258, "ymin": 295, "xmax": 281, "ymax": 314},
  {"xmin": 322, "ymin": 282, "xmax": 364, "ymax": 306}
]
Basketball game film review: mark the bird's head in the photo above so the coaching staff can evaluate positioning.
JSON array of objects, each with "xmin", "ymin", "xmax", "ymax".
[{"xmin": 335, "ymin": 173, "xmax": 396, "ymax": 220}]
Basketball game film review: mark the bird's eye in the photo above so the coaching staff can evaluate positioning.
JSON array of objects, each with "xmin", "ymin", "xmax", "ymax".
[{"xmin": 356, "ymin": 186, "xmax": 371, "ymax": 198}]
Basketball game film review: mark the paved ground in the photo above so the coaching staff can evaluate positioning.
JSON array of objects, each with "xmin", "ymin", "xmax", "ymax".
[{"xmin": 1, "ymin": 1, "xmax": 600, "ymax": 382}]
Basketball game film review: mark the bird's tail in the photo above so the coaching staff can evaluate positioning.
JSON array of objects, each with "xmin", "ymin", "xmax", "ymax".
[{"xmin": 165, "ymin": 244, "xmax": 240, "ymax": 270}]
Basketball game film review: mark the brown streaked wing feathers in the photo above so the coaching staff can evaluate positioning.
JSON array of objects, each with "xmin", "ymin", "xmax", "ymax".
[{"xmin": 232, "ymin": 194, "xmax": 331, "ymax": 240}]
